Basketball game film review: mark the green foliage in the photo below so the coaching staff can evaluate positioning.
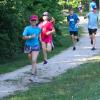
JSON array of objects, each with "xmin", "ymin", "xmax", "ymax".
[
  {"xmin": 59, "ymin": 0, "xmax": 92, "ymax": 10},
  {"xmin": 0, "ymin": 0, "xmax": 63, "ymax": 63},
  {"xmin": 66, "ymin": 0, "xmax": 79, "ymax": 8},
  {"xmin": 0, "ymin": 0, "xmax": 20, "ymax": 62}
]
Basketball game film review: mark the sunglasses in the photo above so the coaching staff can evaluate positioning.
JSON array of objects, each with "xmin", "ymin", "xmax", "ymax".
[
  {"xmin": 30, "ymin": 20, "xmax": 37, "ymax": 21},
  {"xmin": 43, "ymin": 15, "xmax": 48, "ymax": 16}
]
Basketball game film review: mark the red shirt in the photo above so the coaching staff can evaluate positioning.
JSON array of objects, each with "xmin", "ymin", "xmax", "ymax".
[{"xmin": 40, "ymin": 21, "xmax": 53, "ymax": 43}]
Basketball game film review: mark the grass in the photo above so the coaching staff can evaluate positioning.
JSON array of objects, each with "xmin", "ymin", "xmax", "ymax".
[{"xmin": 2, "ymin": 59, "xmax": 100, "ymax": 100}]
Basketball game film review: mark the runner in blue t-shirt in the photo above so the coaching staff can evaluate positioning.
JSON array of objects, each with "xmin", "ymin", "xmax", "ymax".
[
  {"xmin": 22, "ymin": 15, "xmax": 41, "ymax": 80},
  {"xmin": 67, "ymin": 8, "xmax": 79, "ymax": 50},
  {"xmin": 87, "ymin": 8, "xmax": 98, "ymax": 50}
]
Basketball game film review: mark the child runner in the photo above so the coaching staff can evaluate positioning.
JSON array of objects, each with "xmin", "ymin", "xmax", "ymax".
[
  {"xmin": 22, "ymin": 15, "xmax": 41, "ymax": 80},
  {"xmin": 67, "ymin": 8, "xmax": 79, "ymax": 50},
  {"xmin": 39, "ymin": 12, "xmax": 55, "ymax": 64}
]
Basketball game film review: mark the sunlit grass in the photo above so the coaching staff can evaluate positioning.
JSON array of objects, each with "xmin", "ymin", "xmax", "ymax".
[{"xmin": 3, "ymin": 59, "xmax": 100, "ymax": 100}]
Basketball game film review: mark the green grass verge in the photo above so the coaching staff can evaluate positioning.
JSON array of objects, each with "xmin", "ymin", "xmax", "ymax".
[{"xmin": 2, "ymin": 59, "xmax": 100, "ymax": 100}]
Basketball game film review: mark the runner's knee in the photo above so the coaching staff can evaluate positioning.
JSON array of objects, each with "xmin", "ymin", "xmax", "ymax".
[
  {"xmin": 47, "ymin": 44, "xmax": 52, "ymax": 52},
  {"xmin": 47, "ymin": 48, "xmax": 51, "ymax": 52},
  {"xmin": 32, "ymin": 57, "xmax": 36, "ymax": 63}
]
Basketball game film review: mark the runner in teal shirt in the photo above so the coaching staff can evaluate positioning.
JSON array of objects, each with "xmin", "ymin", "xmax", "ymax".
[
  {"xmin": 23, "ymin": 25, "xmax": 41, "ymax": 47},
  {"xmin": 22, "ymin": 15, "xmax": 41, "ymax": 82}
]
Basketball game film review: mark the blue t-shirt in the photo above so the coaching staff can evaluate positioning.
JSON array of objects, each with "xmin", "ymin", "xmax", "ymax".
[
  {"xmin": 67, "ymin": 13, "xmax": 79, "ymax": 32},
  {"xmin": 23, "ymin": 25, "xmax": 41, "ymax": 47},
  {"xmin": 90, "ymin": 2, "xmax": 97, "ymax": 11},
  {"xmin": 88, "ymin": 12, "xmax": 98, "ymax": 29}
]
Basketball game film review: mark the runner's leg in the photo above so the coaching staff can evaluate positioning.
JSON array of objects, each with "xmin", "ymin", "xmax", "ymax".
[
  {"xmin": 88, "ymin": 29, "xmax": 94, "ymax": 45},
  {"xmin": 92, "ymin": 33, "xmax": 96, "ymax": 48},
  {"xmin": 71, "ymin": 34, "xmax": 76, "ymax": 50},
  {"xmin": 42, "ymin": 42, "xmax": 47, "ymax": 63},
  {"xmin": 31, "ymin": 51, "xmax": 39, "ymax": 75},
  {"xmin": 47, "ymin": 43, "xmax": 52, "ymax": 52},
  {"xmin": 28, "ymin": 53, "xmax": 32, "ymax": 61}
]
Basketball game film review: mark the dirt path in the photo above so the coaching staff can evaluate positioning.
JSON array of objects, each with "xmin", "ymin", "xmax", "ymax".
[{"xmin": 0, "ymin": 16, "xmax": 100, "ymax": 98}]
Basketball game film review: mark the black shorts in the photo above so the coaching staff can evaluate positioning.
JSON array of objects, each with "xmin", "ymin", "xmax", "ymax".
[
  {"xmin": 88, "ymin": 28, "xmax": 97, "ymax": 35},
  {"xmin": 70, "ymin": 31, "xmax": 78, "ymax": 36},
  {"xmin": 24, "ymin": 45, "xmax": 40, "ymax": 54}
]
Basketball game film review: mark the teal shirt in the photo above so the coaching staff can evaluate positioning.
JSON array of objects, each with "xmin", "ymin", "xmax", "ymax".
[{"xmin": 23, "ymin": 25, "xmax": 41, "ymax": 47}]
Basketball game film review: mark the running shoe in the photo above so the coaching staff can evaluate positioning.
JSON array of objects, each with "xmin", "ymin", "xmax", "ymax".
[
  {"xmin": 91, "ymin": 47, "xmax": 96, "ymax": 50},
  {"xmin": 76, "ymin": 38, "xmax": 79, "ymax": 42},
  {"xmin": 73, "ymin": 47, "xmax": 76, "ymax": 50},
  {"xmin": 29, "ymin": 74, "xmax": 39, "ymax": 83},
  {"xmin": 43, "ymin": 60, "xmax": 48, "ymax": 64}
]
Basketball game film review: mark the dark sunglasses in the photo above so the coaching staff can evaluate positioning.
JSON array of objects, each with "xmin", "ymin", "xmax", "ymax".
[
  {"xmin": 30, "ymin": 20, "xmax": 37, "ymax": 21},
  {"xmin": 43, "ymin": 15, "xmax": 48, "ymax": 16}
]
